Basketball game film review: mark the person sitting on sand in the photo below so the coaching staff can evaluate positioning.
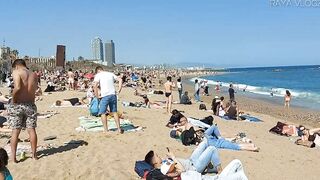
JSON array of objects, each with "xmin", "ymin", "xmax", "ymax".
[
  {"xmin": 224, "ymin": 101, "xmax": 239, "ymax": 120},
  {"xmin": 55, "ymin": 98, "xmax": 83, "ymax": 107},
  {"xmin": 205, "ymin": 125, "xmax": 259, "ymax": 152},
  {"xmin": 214, "ymin": 97, "xmax": 225, "ymax": 117},
  {"xmin": 180, "ymin": 91, "xmax": 192, "ymax": 105},
  {"xmin": 211, "ymin": 96, "xmax": 219, "ymax": 115},
  {"xmin": 0, "ymin": 148, "xmax": 12, "ymax": 180},
  {"xmin": 166, "ymin": 109, "xmax": 188, "ymax": 128},
  {"xmin": 284, "ymin": 90, "xmax": 291, "ymax": 108}
]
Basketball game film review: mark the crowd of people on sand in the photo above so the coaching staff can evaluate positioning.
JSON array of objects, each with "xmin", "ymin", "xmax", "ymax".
[
  {"xmin": 135, "ymin": 74, "xmax": 319, "ymax": 179},
  {"xmin": 0, "ymin": 58, "xmax": 317, "ymax": 179}
]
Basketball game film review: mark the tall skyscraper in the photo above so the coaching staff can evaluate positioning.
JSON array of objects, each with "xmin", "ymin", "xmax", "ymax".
[
  {"xmin": 91, "ymin": 37, "xmax": 104, "ymax": 61},
  {"xmin": 105, "ymin": 40, "xmax": 115, "ymax": 67}
]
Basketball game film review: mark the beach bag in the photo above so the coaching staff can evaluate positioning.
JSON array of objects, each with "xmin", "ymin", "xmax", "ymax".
[
  {"xmin": 199, "ymin": 104, "xmax": 206, "ymax": 110},
  {"xmin": 134, "ymin": 161, "xmax": 153, "ymax": 178},
  {"xmin": 146, "ymin": 169, "xmax": 173, "ymax": 180},
  {"xmin": 89, "ymin": 97, "xmax": 100, "ymax": 116}
]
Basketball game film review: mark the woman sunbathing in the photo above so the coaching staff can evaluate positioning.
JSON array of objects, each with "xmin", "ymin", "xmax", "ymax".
[
  {"xmin": 269, "ymin": 122, "xmax": 307, "ymax": 137},
  {"xmin": 295, "ymin": 127, "xmax": 320, "ymax": 148},
  {"xmin": 55, "ymin": 98, "xmax": 83, "ymax": 106}
]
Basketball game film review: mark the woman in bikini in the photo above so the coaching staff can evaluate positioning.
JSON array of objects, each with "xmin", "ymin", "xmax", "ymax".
[
  {"xmin": 164, "ymin": 76, "xmax": 175, "ymax": 113},
  {"xmin": 284, "ymin": 90, "xmax": 291, "ymax": 108}
]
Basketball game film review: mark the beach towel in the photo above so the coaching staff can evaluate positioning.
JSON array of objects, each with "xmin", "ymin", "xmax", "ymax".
[
  {"xmin": 239, "ymin": 115, "xmax": 262, "ymax": 122},
  {"xmin": 221, "ymin": 115, "xmax": 262, "ymax": 122},
  {"xmin": 187, "ymin": 118, "xmax": 210, "ymax": 128},
  {"xmin": 76, "ymin": 116, "xmax": 142, "ymax": 132},
  {"xmin": 51, "ymin": 104, "xmax": 88, "ymax": 108}
]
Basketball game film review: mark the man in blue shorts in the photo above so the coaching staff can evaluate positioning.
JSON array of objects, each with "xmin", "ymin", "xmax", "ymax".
[{"xmin": 93, "ymin": 66, "xmax": 123, "ymax": 134}]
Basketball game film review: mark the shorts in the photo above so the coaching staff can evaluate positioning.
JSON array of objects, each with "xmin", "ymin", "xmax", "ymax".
[
  {"xmin": 99, "ymin": 95, "xmax": 117, "ymax": 114},
  {"xmin": 165, "ymin": 92, "xmax": 172, "ymax": 97},
  {"xmin": 7, "ymin": 103, "xmax": 37, "ymax": 129},
  {"xmin": 68, "ymin": 78, "xmax": 74, "ymax": 84}
]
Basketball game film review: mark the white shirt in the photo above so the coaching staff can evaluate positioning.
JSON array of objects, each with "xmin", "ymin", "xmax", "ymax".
[
  {"xmin": 94, "ymin": 71, "xmax": 118, "ymax": 97},
  {"xmin": 177, "ymin": 82, "xmax": 182, "ymax": 89},
  {"xmin": 195, "ymin": 83, "xmax": 199, "ymax": 91}
]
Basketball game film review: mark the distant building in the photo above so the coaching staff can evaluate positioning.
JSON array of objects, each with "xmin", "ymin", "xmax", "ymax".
[
  {"xmin": 105, "ymin": 40, "xmax": 115, "ymax": 67},
  {"xmin": 91, "ymin": 37, "xmax": 104, "ymax": 61},
  {"xmin": 56, "ymin": 45, "xmax": 66, "ymax": 69},
  {"xmin": 0, "ymin": 46, "xmax": 18, "ymax": 60}
]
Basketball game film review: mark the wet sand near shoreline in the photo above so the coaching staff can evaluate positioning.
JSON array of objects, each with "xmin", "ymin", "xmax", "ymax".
[{"xmin": 182, "ymin": 76, "xmax": 320, "ymax": 128}]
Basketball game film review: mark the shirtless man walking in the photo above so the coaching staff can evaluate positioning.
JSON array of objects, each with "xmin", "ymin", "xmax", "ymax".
[
  {"xmin": 164, "ymin": 76, "xmax": 175, "ymax": 113},
  {"xmin": 67, "ymin": 68, "xmax": 74, "ymax": 90},
  {"xmin": 8, "ymin": 59, "xmax": 38, "ymax": 162}
]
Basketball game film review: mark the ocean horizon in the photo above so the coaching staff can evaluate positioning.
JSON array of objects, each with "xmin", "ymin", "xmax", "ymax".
[{"xmin": 191, "ymin": 65, "xmax": 320, "ymax": 110}]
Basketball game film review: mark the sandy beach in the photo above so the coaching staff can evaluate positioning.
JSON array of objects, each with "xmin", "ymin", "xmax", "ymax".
[{"xmin": 1, "ymin": 79, "xmax": 320, "ymax": 180}]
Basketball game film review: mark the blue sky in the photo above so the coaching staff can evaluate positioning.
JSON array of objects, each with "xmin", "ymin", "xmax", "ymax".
[{"xmin": 1, "ymin": 0, "xmax": 320, "ymax": 67}]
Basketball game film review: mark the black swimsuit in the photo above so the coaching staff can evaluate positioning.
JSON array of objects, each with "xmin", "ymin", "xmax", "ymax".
[{"xmin": 165, "ymin": 92, "xmax": 172, "ymax": 97}]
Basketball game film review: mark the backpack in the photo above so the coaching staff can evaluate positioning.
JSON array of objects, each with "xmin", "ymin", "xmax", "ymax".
[
  {"xmin": 199, "ymin": 104, "xmax": 207, "ymax": 110},
  {"xmin": 134, "ymin": 161, "xmax": 153, "ymax": 178},
  {"xmin": 180, "ymin": 127, "xmax": 197, "ymax": 146},
  {"xmin": 146, "ymin": 169, "xmax": 173, "ymax": 180},
  {"xmin": 89, "ymin": 97, "xmax": 100, "ymax": 116}
]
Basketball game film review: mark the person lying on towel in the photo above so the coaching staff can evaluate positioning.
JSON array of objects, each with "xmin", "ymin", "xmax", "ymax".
[{"xmin": 55, "ymin": 98, "xmax": 83, "ymax": 107}]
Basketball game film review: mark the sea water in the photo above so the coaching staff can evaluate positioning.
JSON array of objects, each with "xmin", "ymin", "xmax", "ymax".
[{"xmin": 191, "ymin": 65, "xmax": 320, "ymax": 110}]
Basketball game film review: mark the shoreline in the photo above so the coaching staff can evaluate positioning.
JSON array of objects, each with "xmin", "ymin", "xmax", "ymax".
[{"xmin": 182, "ymin": 76, "xmax": 320, "ymax": 128}]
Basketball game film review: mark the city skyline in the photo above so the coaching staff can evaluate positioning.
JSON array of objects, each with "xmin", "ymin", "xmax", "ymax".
[
  {"xmin": 91, "ymin": 37, "xmax": 104, "ymax": 61},
  {"xmin": 104, "ymin": 40, "xmax": 115, "ymax": 67},
  {"xmin": 1, "ymin": 0, "xmax": 320, "ymax": 67}
]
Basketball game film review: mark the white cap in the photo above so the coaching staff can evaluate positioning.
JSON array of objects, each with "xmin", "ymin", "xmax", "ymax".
[{"xmin": 215, "ymin": 96, "xmax": 219, "ymax": 99}]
